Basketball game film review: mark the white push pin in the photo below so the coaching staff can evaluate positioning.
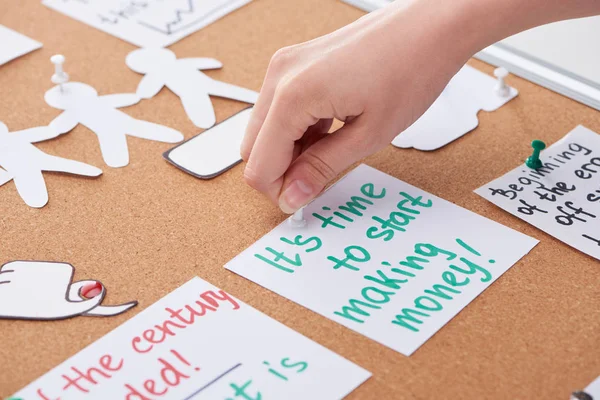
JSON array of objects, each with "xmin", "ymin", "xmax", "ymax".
[
  {"xmin": 51, "ymin": 54, "xmax": 69, "ymax": 92},
  {"xmin": 493, "ymin": 67, "xmax": 510, "ymax": 97},
  {"xmin": 289, "ymin": 207, "xmax": 307, "ymax": 228}
]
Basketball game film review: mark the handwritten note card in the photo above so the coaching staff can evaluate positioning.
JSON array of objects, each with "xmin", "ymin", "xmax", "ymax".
[
  {"xmin": 476, "ymin": 125, "xmax": 600, "ymax": 260},
  {"xmin": 226, "ymin": 165, "xmax": 538, "ymax": 356},
  {"xmin": 13, "ymin": 278, "xmax": 370, "ymax": 400},
  {"xmin": 0, "ymin": 25, "xmax": 42, "ymax": 66},
  {"xmin": 43, "ymin": 0, "xmax": 252, "ymax": 48}
]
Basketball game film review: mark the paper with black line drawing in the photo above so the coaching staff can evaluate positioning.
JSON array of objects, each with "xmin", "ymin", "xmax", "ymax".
[
  {"xmin": 0, "ymin": 25, "xmax": 42, "ymax": 66},
  {"xmin": 225, "ymin": 164, "xmax": 538, "ymax": 356},
  {"xmin": 0, "ymin": 261, "xmax": 137, "ymax": 320},
  {"xmin": 476, "ymin": 125, "xmax": 600, "ymax": 260},
  {"xmin": 0, "ymin": 121, "xmax": 102, "ymax": 208},
  {"xmin": 42, "ymin": 0, "xmax": 253, "ymax": 47},
  {"xmin": 13, "ymin": 277, "xmax": 370, "ymax": 400}
]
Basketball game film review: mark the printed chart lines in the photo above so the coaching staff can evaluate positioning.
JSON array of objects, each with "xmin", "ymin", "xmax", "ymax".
[{"xmin": 136, "ymin": 0, "xmax": 241, "ymax": 35}]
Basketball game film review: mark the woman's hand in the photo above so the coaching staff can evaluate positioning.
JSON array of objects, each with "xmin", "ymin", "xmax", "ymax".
[{"xmin": 241, "ymin": 0, "xmax": 600, "ymax": 214}]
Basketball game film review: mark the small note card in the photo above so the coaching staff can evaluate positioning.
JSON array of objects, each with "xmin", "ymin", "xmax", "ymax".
[
  {"xmin": 13, "ymin": 277, "xmax": 370, "ymax": 400},
  {"xmin": 43, "ymin": 0, "xmax": 252, "ymax": 47},
  {"xmin": 476, "ymin": 125, "xmax": 600, "ymax": 260},
  {"xmin": 225, "ymin": 164, "xmax": 538, "ymax": 356}
]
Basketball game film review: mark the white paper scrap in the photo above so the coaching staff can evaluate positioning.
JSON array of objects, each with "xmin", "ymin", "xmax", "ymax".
[
  {"xmin": 226, "ymin": 164, "xmax": 538, "ymax": 356},
  {"xmin": 13, "ymin": 277, "xmax": 370, "ymax": 400},
  {"xmin": 476, "ymin": 125, "xmax": 600, "ymax": 260},
  {"xmin": 0, "ymin": 25, "xmax": 42, "ymax": 66}
]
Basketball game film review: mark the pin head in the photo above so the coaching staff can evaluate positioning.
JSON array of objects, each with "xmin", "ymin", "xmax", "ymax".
[
  {"xmin": 50, "ymin": 54, "xmax": 69, "ymax": 87},
  {"xmin": 50, "ymin": 54, "xmax": 65, "ymax": 66},
  {"xmin": 531, "ymin": 140, "xmax": 546, "ymax": 151},
  {"xmin": 494, "ymin": 67, "xmax": 509, "ymax": 79},
  {"xmin": 525, "ymin": 139, "xmax": 546, "ymax": 169}
]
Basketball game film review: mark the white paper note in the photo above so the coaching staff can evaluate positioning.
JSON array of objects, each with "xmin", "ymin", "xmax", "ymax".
[
  {"xmin": 584, "ymin": 376, "xmax": 600, "ymax": 398},
  {"xmin": 13, "ymin": 277, "xmax": 370, "ymax": 400},
  {"xmin": 164, "ymin": 108, "xmax": 251, "ymax": 179},
  {"xmin": 475, "ymin": 126, "xmax": 600, "ymax": 260},
  {"xmin": 392, "ymin": 65, "xmax": 518, "ymax": 151},
  {"xmin": 42, "ymin": 0, "xmax": 252, "ymax": 48},
  {"xmin": 0, "ymin": 25, "xmax": 42, "ymax": 66},
  {"xmin": 226, "ymin": 164, "xmax": 538, "ymax": 356}
]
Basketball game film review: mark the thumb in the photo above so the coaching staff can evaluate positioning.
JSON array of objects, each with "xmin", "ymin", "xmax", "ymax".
[{"xmin": 278, "ymin": 118, "xmax": 381, "ymax": 213}]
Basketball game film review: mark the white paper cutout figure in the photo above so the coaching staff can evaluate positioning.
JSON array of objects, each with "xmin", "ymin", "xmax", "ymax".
[
  {"xmin": 392, "ymin": 64, "xmax": 518, "ymax": 151},
  {"xmin": 45, "ymin": 82, "xmax": 184, "ymax": 168},
  {"xmin": 126, "ymin": 48, "xmax": 259, "ymax": 129},
  {"xmin": 0, "ymin": 121, "xmax": 102, "ymax": 208},
  {"xmin": 0, "ymin": 261, "xmax": 137, "ymax": 320}
]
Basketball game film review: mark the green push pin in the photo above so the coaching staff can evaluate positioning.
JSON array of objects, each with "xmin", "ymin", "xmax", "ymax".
[{"xmin": 525, "ymin": 139, "xmax": 546, "ymax": 169}]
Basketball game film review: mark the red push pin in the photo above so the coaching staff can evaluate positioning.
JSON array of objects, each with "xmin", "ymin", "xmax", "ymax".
[{"xmin": 81, "ymin": 281, "xmax": 103, "ymax": 299}]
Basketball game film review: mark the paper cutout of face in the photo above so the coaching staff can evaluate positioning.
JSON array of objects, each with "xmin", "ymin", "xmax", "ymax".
[
  {"xmin": 0, "ymin": 261, "xmax": 137, "ymax": 320},
  {"xmin": 392, "ymin": 64, "xmax": 518, "ymax": 151},
  {"xmin": 126, "ymin": 47, "xmax": 258, "ymax": 129},
  {"xmin": 45, "ymin": 82, "xmax": 183, "ymax": 168}
]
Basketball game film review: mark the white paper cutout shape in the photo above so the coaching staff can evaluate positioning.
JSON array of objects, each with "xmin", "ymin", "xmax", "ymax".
[
  {"xmin": 0, "ymin": 121, "xmax": 102, "ymax": 208},
  {"xmin": 126, "ymin": 48, "xmax": 259, "ymax": 129},
  {"xmin": 45, "ymin": 82, "xmax": 184, "ymax": 168},
  {"xmin": 0, "ymin": 24, "xmax": 42, "ymax": 66},
  {"xmin": 164, "ymin": 107, "xmax": 252, "ymax": 179},
  {"xmin": 0, "ymin": 261, "xmax": 137, "ymax": 320},
  {"xmin": 392, "ymin": 64, "xmax": 518, "ymax": 151}
]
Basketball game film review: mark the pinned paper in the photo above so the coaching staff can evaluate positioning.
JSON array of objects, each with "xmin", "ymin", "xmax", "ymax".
[
  {"xmin": 582, "ymin": 376, "xmax": 600, "ymax": 398},
  {"xmin": 0, "ymin": 261, "xmax": 137, "ymax": 320},
  {"xmin": 0, "ymin": 24, "xmax": 42, "ymax": 66},
  {"xmin": 0, "ymin": 121, "xmax": 102, "ymax": 208},
  {"xmin": 225, "ymin": 164, "xmax": 538, "ymax": 356},
  {"xmin": 13, "ymin": 277, "xmax": 370, "ymax": 400},
  {"xmin": 126, "ymin": 48, "xmax": 258, "ymax": 129},
  {"xmin": 476, "ymin": 125, "xmax": 600, "ymax": 260},
  {"xmin": 392, "ymin": 65, "xmax": 518, "ymax": 151},
  {"xmin": 164, "ymin": 107, "xmax": 251, "ymax": 178},
  {"xmin": 43, "ymin": 0, "xmax": 252, "ymax": 48},
  {"xmin": 45, "ymin": 82, "xmax": 183, "ymax": 168}
]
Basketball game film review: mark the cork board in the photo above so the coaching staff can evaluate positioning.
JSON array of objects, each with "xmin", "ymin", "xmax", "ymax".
[{"xmin": 0, "ymin": 0, "xmax": 598, "ymax": 398}]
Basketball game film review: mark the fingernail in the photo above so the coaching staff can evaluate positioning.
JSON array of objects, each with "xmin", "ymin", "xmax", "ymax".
[{"xmin": 279, "ymin": 180, "xmax": 313, "ymax": 214}]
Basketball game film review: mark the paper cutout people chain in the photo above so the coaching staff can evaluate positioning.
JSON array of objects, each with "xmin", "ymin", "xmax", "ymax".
[
  {"xmin": 0, "ymin": 121, "xmax": 102, "ymax": 208},
  {"xmin": 0, "ymin": 261, "xmax": 137, "ymax": 320},
  {"xmin": 126, "ymin": 48, "xmax": 259, "ymax": 129},
  {"xmin": 45, "ymin": 54, "xmax": 184, "ymax": 168},
  {"xmin": 45, "ymin": 82, "xmax": 184, "ymax": 168}
]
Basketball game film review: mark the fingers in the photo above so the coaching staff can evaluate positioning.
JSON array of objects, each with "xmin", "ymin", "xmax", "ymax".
[
  {"xmin": 240, "ymin": 47, "xmax": 296, "ymax": 162},
  {"xmin": 278, "ymin": 117, "xmax": 384, "ymax": 213},
  {"xmin": 243, "ymin": 80, "xmax": 320, "ymax": 203}
]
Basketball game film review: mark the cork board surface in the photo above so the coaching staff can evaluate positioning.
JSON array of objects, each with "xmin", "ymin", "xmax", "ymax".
[{"xmin": 0, "ymin": 0, "xmax": 598, "ymax": 399}]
